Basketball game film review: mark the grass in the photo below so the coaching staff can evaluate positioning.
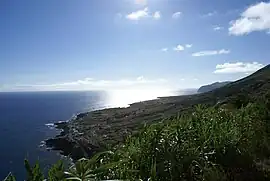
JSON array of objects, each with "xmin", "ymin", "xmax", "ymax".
[
  {"xmin": 5, "ymin": 95, "xmax": 270, "ymax": 181},
  {"xmin": 44, "ymin": 65, "xmax": 270, "ymax": 162},
  {"xmin": 97, "ymin": 102, "xmax": 270, "ymax": 181},
  {"xmin": 4, "ymin": 65, "xmax": 270, "ymax": 180}
]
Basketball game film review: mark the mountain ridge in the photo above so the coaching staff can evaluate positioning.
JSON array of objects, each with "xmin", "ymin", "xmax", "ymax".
[{"xmin": 197, "ymin": 81, "xmax": 231, "ymax": 93}]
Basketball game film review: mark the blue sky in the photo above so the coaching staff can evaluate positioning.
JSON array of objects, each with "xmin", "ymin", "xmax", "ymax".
[{"xmin": 0, "ymin": 0, "xmax": 269, "ymax": 91}]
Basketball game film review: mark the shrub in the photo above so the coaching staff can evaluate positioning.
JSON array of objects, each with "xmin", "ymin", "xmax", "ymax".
[
  {"xmin": 97, "ymin": 103, "xmax": 270, "ymax": 180},
  {"xmin": 4, "ymin": 101, "xmax": 270, "ymax": 181}
]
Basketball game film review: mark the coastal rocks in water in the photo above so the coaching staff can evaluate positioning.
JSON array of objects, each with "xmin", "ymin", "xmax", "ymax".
[
  {"xmin": 76, "ymin": 112, "xmax": 88, "ymax": 119},
  {"xmin": 45, "ymin": 136, "xmax": 101, "ymax": 160},
  {"xmin": 46, "ymin": 136, "xmax": 76, "ymax": 156},
  {"xmin": 54, "ymin": 121, "xmax": 68, "ymax": 129},
  {"xmin": 54, "ymin": 122, "xmax": 69, "ymax": 136},
  {"xmin": 45, "ymin": 120, "xmax": 101, "ymax": 160}
]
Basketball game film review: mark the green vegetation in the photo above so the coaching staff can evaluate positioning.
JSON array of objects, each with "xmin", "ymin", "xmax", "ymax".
[
  {"xmin": 4, "ymin": 91, "xmax": 270, "ymax": 180},
  {"xmin": 45, "ymin": 65, "xmax": 270, "ymax": 161},
  {"xmin": 197, "ymin": 81, "xmax": 231, "ymax": 93},
  {"xmin": 4, "ymin": 65, "xmax": 270, "ymax": 180}
]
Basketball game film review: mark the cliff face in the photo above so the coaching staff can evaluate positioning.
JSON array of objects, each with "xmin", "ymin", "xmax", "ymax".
[{"xmin": 198, "ymin": 81, "xmax": 231, "ymax": 93}]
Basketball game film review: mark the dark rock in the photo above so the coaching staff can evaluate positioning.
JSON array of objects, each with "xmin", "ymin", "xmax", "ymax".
[
  {"xmin": 76, "ymin": 112, "xmax": 88, "ymax": 119},
  {"xmin": 45, "ymin": 119, "xmax": 103, "ymax": 160},
  {"xmin": 45, "ymin": 136, "xmax": 102, "ymax": 160},
  {"xmin": 54, "ymin": 121, "xmax": 68, "ymax": 129}
]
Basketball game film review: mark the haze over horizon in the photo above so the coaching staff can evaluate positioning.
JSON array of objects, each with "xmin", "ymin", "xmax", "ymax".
[{"xmin": 1, "ymin": 0, "xmax": 269, "ymax": 92}]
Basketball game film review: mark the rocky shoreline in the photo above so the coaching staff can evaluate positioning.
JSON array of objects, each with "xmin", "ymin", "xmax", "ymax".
[
  {"xmin": 45, "ymin": 113, "xmax": 100, "ymax": 160},
  {"xmin": 45, "ymin": 93, "xmax": 217, "ymax": 160}
]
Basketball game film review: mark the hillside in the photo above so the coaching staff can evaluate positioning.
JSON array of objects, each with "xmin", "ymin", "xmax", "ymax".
[
  {"xmin": 46, "ymin": 64, "xmax": 270, "ymax": 160},
  {"xmin": 163, "ymin": 64, "xmax": 270, "ymax": 107},
  {"xmin": 6, "ymin": 64, "xmax": 270, "ymax": 181},
  {"xmin": 213, "ymin": 64, "xmax": 270, "ymax": 98},
  {"xmin": 197, "ymin": 81, "xmax": 231, "ymax": 93}
]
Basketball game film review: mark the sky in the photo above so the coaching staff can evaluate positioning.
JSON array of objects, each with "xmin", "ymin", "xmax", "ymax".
[{"xmin": 0, "ymin": 0, "xmax": 269, "ymax": 92}]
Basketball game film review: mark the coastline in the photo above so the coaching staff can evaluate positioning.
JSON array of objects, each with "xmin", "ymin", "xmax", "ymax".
[
  {"xmin": 45, "ymin": 112, "xmax": 94, "ymax": 160},
  {"xmin": 45, "ymin": 97, "xmax": 158, "ymax": 159},
  {"xmin": 43, "ymin": 65, "xmax": 270, "ymax": 161},
  {"xmin": 44, "ymin": 92, "xmax": 212, "ymax": 160}
]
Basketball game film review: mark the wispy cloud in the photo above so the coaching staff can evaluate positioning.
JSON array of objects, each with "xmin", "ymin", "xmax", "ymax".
[
  {"xmin": 126, "ymin": 8, "xmax": 149, "ymax": 20},
  {"xmin": 161, "ymin": 48, "xmax": 168, "ymax": 52},
  {"xmin": 172, "ymin": 12, "xmax": 182, "ymax": 19},
  {"xmin": 126, "ymin": 8, "xmax": 161, "ymax": 21},
  {"xmin": 202, "ymin": 11, "xmax": 217, "ymax": 18},
  {"xmin": 192, "ymin": 49, "xmax": 230, "ymax": 57},
  {"xmin": 213, "ymin": 26, "xmax": 224, "ymax": 31},
  {"xmin": 229, "ymin": 2, "xmax": 270, "ymax": 35},
  {"xmin": 153, "ymin": 11, "xmax": 161, "ymax": 19},
  {"xmin": 173, "ymin": 45, "xmax": 185, "ymax": 51},
  {"xmin": 214, "ymin": 62, "xmax": 264, "ymax": 74},
  {"xmin": 16, "ymin": 77, "xmax": 169, "ymax": 91},
  {"xmin": 185, "ymin": 44, "xmax": 192, "ymax": 48},
  {"xmin": 134, "ymin": 0, "xmax": 147, "ymax": 6}
]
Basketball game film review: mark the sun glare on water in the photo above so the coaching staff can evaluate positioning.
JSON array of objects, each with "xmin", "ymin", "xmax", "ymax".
[{"xmin": 107, "ymin": 89, "xmax": 174, "ymax": 108}]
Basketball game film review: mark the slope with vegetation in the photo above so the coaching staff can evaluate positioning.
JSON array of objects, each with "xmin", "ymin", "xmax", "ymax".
[
  {"xmin": 3, "ymin": 65, "xmax": 270, "ymax": 180},
  {"xmin": 197, "ymin": 81, "xmax": 231, "ymax": 93}
]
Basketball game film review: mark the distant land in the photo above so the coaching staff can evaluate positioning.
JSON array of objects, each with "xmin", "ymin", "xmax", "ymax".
[
  {"xmin": 197, "ymin": 81, "xmax": 232, "ymax": 93},
  {"xmin": 173, "ymin": 88, "xmax": 198, "ymax": 96},
  {"xmin": 46, "ymin": 64, "xmax": 270, "ymax": 160}
]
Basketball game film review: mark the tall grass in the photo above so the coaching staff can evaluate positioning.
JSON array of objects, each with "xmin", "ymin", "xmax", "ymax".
[
  {"xmin": 97, "ymin": 103, "xmax": 270, "ymax": 181},
  {"xmin": 4, "ymin": 101, "xmax": 270, "ymax": 181}
]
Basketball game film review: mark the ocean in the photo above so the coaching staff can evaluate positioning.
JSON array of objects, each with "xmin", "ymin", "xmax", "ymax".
[
  {"xmin": 0, "ymin": 91, "xmax": 113, "ymax": 180},
  {"xmin": 0, "ymin": 90, "xmax": 173, "ymax": 180}
]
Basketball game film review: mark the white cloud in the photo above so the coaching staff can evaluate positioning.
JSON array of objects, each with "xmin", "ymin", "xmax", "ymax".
[
  {"xmin": 153, "ymin": 11, "xmax": 161, "ymax": 19},
  {"xmin": 214, "ymin": 62, "xmax": 264, "ymax": 74},
  {"xmin": 126, "ymin": 8, "xmax": 161, "ymax": 20},
  {"xmin": 126, "ymin": 8, "xmax": 149, "ymax": 20},
  {"xmin": 219, "ymin": 49, "xmax": 230, "ymax": 54},
  {"xmin": 16, "ymin": 77, "xmax": 169, "ymax": 91},
  {"xmin": 229, "ymin": 2, "xmax": 270, "ymax": 35},
  {"xmin": 192, "ymin": 49, "xmax": 230, "ymax": 57},
  {"xmin": 202, "ymin": 11, "xmax": 217, "ymax": 18},
  {"xmin": 213, "ymin": 26, "xmax": 224, "ymax": 31},
  {"xmin": 172, "ymin": 12, "xmax": 182, "ymax": 19},
  {"xmin": 136, "ymin": 76, "xmax": 144, "ymax": 81},
  {"xmin": 161, "ymin": 48, "xmax": 168, "ymax": 52},
  {"xmin": 185, "ymin": 44, "xmax": 192, "ymax": 48},
  {"xmin": 173, "ymin": 45, "xmax": 185, "ymax": 51},
  {"xmin": 134, "ymin": 0, "xmax": 147, "ymax": 6}
]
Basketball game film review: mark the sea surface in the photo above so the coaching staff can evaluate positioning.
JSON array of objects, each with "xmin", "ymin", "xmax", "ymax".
[{"xmin": 0, "ymin": 90, "xmax": 174, "ymax": 180}]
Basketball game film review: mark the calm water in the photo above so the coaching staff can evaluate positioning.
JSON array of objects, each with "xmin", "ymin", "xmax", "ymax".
[
  {"xmin": 0, "ymin": 90, "xmax": 174, "ymax": 180},
  {"xmin": 0, "ymin": 91, "xmax": 112, "ymax": 180}
]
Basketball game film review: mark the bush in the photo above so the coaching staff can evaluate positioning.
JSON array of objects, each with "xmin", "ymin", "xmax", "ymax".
[
  {"xmin": 97, "ymin": 103, "xmax": 270, "ymax": 181},
  {"xmin": 4, "ymin": 101, "xmax": 270, "ymax": 181}
]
